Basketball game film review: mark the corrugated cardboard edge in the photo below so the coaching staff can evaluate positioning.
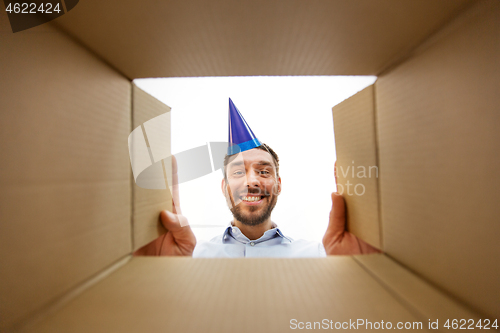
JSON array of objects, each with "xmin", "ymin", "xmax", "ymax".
[{"xmin": 332, "ymin": 85, "xmax": 381, "ymax": 249}]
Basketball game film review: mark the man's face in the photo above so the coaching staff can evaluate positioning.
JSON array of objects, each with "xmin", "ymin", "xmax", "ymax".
[{"xmin": 222, "ymin": 148, "xmax": 281, "ymax": 226}]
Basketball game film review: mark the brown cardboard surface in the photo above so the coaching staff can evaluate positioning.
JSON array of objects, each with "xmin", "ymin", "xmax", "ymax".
[
  {"xmin": 24, "ymin": 256, "xmax": 428, "ymax": 333},
  {"xmin": 16, "ymin": 256, "xmax": 132, "ymax": 333},
  {"xmin": 332, "ymin": 86, "xmax": 381, "ymax": 249},
  {"xmin": 132, "ymin": 84, "xmax": 172, "ymax": 250},
  {"xmin": 375, "ymin": 0, "xmax": 500, "ymax": 318},
  {"xmin": 2, "ymin": 0, "xmax": 498, "ymax": 331},
  {"xmin": 0, "ymin": 24, "xmax": 131, "ymax": 330},
  {"xmin": 54, "ymin": 0, "xmax": 473, "ymax": 79},
  {"xmin": 0, "ymin": 4, "xmax": 9, "ymax": 32},
  {"xmin": 354, "ymin": 254, "xmax": 481, "ymax": 328}
]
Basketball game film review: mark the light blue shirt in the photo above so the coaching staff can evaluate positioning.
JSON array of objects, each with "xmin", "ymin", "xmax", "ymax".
[{"xmin": 193, "ymin": 224, "xmax": 326, "ymax": 258}]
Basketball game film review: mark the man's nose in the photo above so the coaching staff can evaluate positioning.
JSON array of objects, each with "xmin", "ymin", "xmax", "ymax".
[{"xmin": 245, "ymin": 171, "xmax": 260, "ymax": 187}]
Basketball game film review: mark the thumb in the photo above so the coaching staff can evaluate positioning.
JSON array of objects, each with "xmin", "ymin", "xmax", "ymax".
[
  {"xmin": 160, "ymin": 210, "xmax": 196, "ymax": 254},
  {"xmin": 327, "ymin": 192, "xmax": 347, "ymax": 237},
  {"xmin": 160, "ymin": 210, "xmax": 190, "ymax": 234},
  {"xmin": 170, "ymin": 156, "xmax": 182, "ymax": 215}
]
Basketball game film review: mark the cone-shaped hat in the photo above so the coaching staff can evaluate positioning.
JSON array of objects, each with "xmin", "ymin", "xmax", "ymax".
[{"xmin": 227, "ymin": 98, "xmax": 262, "ymax": 155}]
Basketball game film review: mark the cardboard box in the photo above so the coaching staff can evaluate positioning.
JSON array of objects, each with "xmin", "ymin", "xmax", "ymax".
[{"xmin": 1, "ymin": 0, "xmax": 498, "ymax": 331}]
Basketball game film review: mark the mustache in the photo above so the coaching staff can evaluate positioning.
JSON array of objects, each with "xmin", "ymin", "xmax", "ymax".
[{"xmin": 237, "ymin": 188, "xmax": 271, "ymax": 196}]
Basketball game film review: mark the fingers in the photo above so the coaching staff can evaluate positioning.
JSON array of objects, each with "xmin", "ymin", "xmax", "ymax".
[
  {"xmin": 323, "ymin": 191, "xmax": 382, "ymax": 256},
  {"xmin": 159, "ymin": 210, "xmax": 196, "ymax": 256},
  {"xmin": 160, "ymin": 210, "xmax": 188, "ymax": 230},
  {"xmin": 334, "ymin": 161, "xmax": 338, "ymax": 187},
  {"xmin": 327, "ymin": 192, "xmax": 347, "ymax": 236},
  {"xmin": 161, "ymin": 210, "xmax": 195, "ymax": 239},
  {"xmin": 170, "ymin": 155, "xmax": 181, "ymax": 214},
  {"xmin": 171, "ymin": 154, "xmax": 178, "ymax": 175}
]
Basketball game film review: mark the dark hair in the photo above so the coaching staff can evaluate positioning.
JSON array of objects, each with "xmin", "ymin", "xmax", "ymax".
[{"xmin": 223, "ymin": 143, "xmax": 280, "ymax": 179}]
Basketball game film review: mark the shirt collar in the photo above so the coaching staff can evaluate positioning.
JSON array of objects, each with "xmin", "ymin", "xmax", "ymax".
[{"xmin": 222, "ymin": 222, "xmax": 293, "ymax": 244}]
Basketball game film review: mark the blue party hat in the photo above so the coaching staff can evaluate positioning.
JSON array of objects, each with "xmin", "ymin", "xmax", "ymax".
[{"xmin": 227, "ymin": 98, "xmax": 262, "ymax": 155}]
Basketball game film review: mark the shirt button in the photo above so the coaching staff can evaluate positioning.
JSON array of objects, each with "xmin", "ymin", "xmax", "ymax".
[{"xmin": 250, "ymin": 242, "xmax": 255, "ymax": 246}]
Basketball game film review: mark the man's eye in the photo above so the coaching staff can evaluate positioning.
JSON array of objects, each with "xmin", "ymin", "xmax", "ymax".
[
  {"xmin": 233, "ymin": 171, "xmax": 244, "ymax": 175},
  {"xmin": 259, "ymin": 170, "xmax": 270, "ymax": 175}
]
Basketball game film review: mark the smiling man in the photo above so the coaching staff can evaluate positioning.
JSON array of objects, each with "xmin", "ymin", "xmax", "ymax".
[
  {"xmin": 223, "ymin": 147, "xmax": 280, "ymax": 238},
  {"xmin": 193, "ymin": 143, "xmax": 329, "ymax": 257},
  {"xmin": 134, "ymin": 98, "xmax": 380, "ymax": 257}
]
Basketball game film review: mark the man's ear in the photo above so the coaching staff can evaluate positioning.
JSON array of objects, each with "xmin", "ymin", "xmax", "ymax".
[
  {"xmin": 276, "ymin": 177, "xmax": 282, "ymax": 195},
  {"xmin": 221, "ymin": 178, "xmax": 226, "ymax": 196}
]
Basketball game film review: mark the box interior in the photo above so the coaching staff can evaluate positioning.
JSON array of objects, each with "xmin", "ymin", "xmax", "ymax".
[{"xmin": 1, "ymin": 0, "xmax": 498, "ymax": 331}]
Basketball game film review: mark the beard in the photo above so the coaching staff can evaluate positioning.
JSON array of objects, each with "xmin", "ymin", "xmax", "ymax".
[{"xmin": 229, "ymin": 194, "xmax": 278, "ymax": 226}]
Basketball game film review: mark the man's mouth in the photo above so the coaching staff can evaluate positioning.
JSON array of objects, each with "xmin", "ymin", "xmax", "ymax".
[{"xmin": 240, "ymin": 195, "xmax": 265, "ymax": 203}]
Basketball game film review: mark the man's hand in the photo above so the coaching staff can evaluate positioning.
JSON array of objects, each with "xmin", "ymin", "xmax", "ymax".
[
  {"xmin": 134, "ymin": 156, "xmax": 196, "ymax": 256},
  {"xmin": 323, "ymin": 161, "xmax": 380, "ymax": 255},
  {"xmin": 322, "ymin": 192, "xmax": 380, "ymax": 255},
  {"xmin": 133, "ymin": 212, "xmax": 196, "ymax": 256},
  {"xmin": 133, "ymin": 211, "xmax": 196, "ymax": 256},
  {"xmin": 156, "ymin": 211, "xmax": 196, "ymax": 256}
]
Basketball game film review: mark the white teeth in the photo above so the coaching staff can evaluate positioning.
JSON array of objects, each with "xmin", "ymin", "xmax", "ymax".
[{"xmin": 242, "ymin": 196, "xmax": 261, "ymax": 202}]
